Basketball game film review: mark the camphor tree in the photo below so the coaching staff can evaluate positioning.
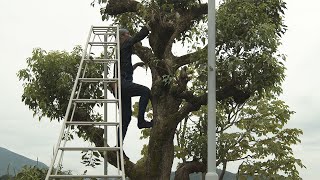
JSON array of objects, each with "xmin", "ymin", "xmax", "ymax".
[{"xmin": 18, "ymin": 0, "xmax": 304, "ymax": 179}]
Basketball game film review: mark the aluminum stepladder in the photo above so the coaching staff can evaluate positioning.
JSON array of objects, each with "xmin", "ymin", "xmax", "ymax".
[{"xmin": 45, "ymin": 26, "xmax": 125, "ymax": 180}]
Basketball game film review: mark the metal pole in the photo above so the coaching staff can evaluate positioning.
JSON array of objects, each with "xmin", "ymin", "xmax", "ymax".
[
  {"xmin": 205, "ymin": 0, "xmax": 219, "ymax": 179},
  {"xmin": 103, "ymin": 34, "xmax": 109, "ymax": 179}
]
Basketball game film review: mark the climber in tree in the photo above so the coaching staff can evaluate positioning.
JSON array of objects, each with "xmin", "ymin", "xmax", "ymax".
[{"xmin": 116, "ymin": 25, "xmax": 153, "ymax": 144}]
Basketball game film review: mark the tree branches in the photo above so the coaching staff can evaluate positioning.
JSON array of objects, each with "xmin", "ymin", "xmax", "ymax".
[
  {"xmin": 102, "ymin": 0, "xmax": 139, "ymax": 15},
  {"xmin": 161, "ymin": 3, "xmax": 208, "ymax": 59}
]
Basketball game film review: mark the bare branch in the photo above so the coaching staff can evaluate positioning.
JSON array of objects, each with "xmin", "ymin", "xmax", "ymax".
[
  {"xmin": 176, "ymin": 93, "xmax": 207, "ymax": 122},
  {"xmin": 133, "ymin": 62, "xmax": 145, "ymax": 71},
  {"xmin": 217, "ymin": 103, "xmax": 245, "ymax": 133}
]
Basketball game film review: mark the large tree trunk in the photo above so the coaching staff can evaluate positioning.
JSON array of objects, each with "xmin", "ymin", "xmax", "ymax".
[{"xmin": 146, "ymin": 89, "xmax": 181, "ymax": 179}]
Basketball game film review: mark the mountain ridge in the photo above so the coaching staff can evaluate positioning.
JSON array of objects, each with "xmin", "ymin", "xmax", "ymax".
[{"xmin": 0, "ymin": 147, "xmax": 47, "ymax": 176}]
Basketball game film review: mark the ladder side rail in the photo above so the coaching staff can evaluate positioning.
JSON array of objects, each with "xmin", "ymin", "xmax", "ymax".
[
  {"xmin": 103, "ymin": 33, "xmax": 109, "ymax": 177},
  {"xmin": 115, "ymin": 26, "xmax": 126, "ymax": 179},
  {"xmin": 115, "ymin": 87, "xmax": 121, "ymax": 175},
  {"xmin": 105, "ymin": 26, "xmax": 123, "ymax": 178},
  {"xmin": 45, "ymin": 26, "xmax": 94, "ymax": 180},
  {"xmin": 116, "ymin": 147, "xmax": 120, "ymax": 175},
  {"xmin": 54, "ymin": 63, "xmax": 90, "ymax": 175}
]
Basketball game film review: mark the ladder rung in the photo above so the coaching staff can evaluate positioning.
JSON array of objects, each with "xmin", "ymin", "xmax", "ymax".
[
  {"xmin": 59, "ymin": 147, "xmax": 120, "ymax": 151},
  {"xmin": 49, "ymin": 175, "xmax": 122, "ymax": 178},
  {"xmin": 92, "ymin": 30, "xmax": 117, "ymax": 34},
  {"xmin": 92, "ymin": 26, "xmax": 117, "ymax": 29},
  {"xmin": 93, "ymin": 32, "xmax": 116, "ymax": 34},
  {"xmin": 66, "ymin": 122, "xmax": 119, "ymax": 126},
  {"xmin": 78, "ymin": 78, "xmax": 118, "ymax": 83},
  {"xmin": 88, "ymin": 42, "xmax": 117, "ymax": 46},
  {"xmin": 84, "ymin": 58, "xmax": 118, "ymax": 63},
  {"xmin": 72, "ymin": 99, "xmax": 119, "ymax": 103}
]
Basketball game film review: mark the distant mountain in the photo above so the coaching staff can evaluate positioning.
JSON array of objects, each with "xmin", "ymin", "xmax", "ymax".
[{"xmin": 0, "ymin": 147, "xmax": 47, "ymax": 176}]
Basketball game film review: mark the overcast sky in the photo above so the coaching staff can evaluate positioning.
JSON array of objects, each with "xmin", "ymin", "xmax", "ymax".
[{"xmin": 0, "ymin": 0, "xmax": 319, "ymax": 179}]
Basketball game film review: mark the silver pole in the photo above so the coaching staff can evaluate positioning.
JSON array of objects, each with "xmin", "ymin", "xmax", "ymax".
[
  {"xmin": 103, "ymin": 34, "xmax": 109, "ymax": 179},
  {"xmin": 205, "ymin": 0, "xmax": 219, "ymax": 179}
]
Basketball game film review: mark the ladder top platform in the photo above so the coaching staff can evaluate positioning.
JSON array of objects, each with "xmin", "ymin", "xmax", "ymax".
[{"xmin": 92, "ymin": 26, "xmax": 118, "ymax": 34}]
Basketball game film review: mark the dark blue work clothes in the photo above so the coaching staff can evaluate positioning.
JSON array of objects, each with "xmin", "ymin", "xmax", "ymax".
[
  {"xmin": 120, "ymin": 26, "xmax": 149, "ymax": 81},
  {"xmin": 117, "ymin": 26, "xmax": 151, "ymax": 144},
  {"xmin": 120, "ymin": 81, "xmax": 150, "ymax": 142}
]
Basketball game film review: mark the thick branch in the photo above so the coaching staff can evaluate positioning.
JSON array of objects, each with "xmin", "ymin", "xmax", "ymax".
[
  {"xmin": 174, "ymin": 161, "xmax": 206, "ymax": 180},
  {"xmin": 173, "ymin": 46, "xmax": 207, "ymax": 71},
  {"xmin": 176, "ymin": 85, "xmax": 251, "ymax": 123},
  {"xmin": 133, "ymin": 62, "xmax": 145, "ymax": 70},
  {"xmin": 174, "ymin": 53, "xmax": 192, "ymax": 70},
  {"xmin": 103, "ymin": 0, "xmax": 139, "ymax": 15},
  {"xmin": 176, "ymin": 93, "xmax": 207, "ymax": 122}
]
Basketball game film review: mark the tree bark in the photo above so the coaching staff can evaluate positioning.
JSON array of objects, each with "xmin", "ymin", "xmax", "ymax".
[{"xmin": 146, "ymin": 89, "xmax": 181, "ymax": 179}]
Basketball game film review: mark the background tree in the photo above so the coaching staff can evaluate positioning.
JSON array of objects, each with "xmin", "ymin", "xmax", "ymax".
[
  {"xmin": 173, "ymin": 94, "xmax": 304, "ymax": 180},
  {"xmin": 18, "ymin": 0, "xmax": 304, "ymax": 179}
]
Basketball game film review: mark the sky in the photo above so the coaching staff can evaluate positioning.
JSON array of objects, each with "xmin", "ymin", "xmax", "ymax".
[{"xmin": 0, "ymin": 0, "xmax": 319, "ymax": 179}]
